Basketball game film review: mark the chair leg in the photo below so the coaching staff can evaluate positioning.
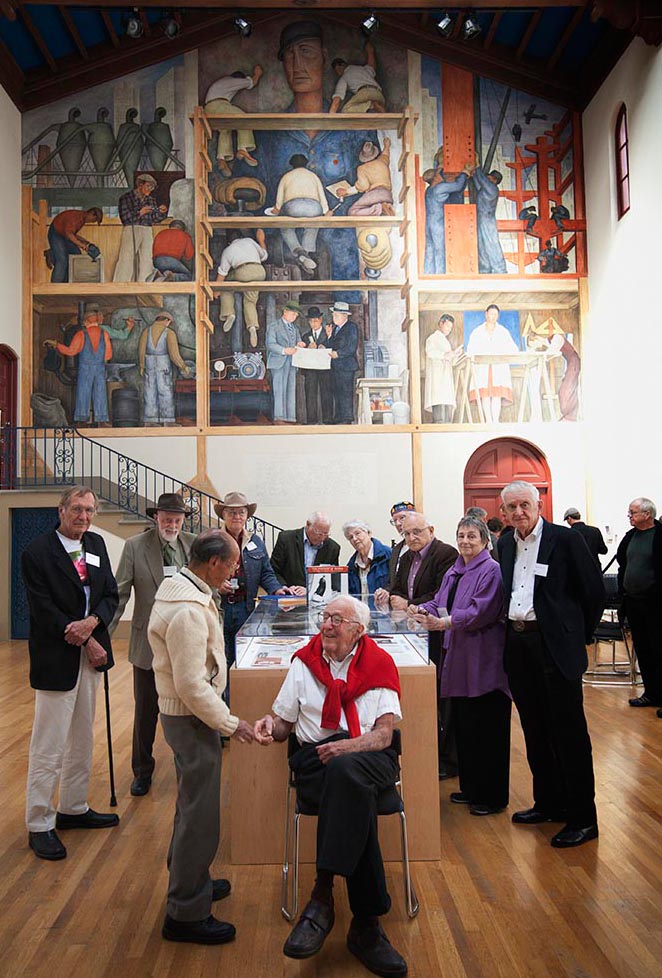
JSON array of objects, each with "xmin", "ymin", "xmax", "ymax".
[
  {"xmin": 398, "ymin": 810, "xmax": 419, "ymax": 918},
  {"xmin": 281, "ymin": 786, "xmax": 299, "ymax": 921}
]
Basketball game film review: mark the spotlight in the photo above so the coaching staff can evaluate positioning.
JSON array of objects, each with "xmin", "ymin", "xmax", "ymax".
[
  {"xmin": 462, "ymin": 12, "xmax": 482, "ymax": 40},
  {"xmin": 361, "ymin": 13, "xmax": 379, "ymax": 36},
  {"xmin": 436, "ymin": 12, "xmax": 454, "ymax": 38},
  {"xmin": 125, "ymin": 8, "xmax": 143, "ymax": 40},
  {"xmin": 233, "ymin": 16, "xmax": 252, "ymax": 38},
  {"xmin": 161, "ymin": 12, "xmax": 181, "ymax": 39}
]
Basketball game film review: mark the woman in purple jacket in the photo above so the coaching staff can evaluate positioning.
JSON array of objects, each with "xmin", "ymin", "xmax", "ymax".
[{"xmin": 409, "ymin": 516, "xmax": 511, "ymax": 816}]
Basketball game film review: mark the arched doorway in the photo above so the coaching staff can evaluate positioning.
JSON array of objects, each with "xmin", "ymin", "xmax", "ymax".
[
  {"xmin": 0, "ymin": 345, "xmax": 18, "ymax": 490},
  {"xmin": 463, "ymin": 438, "xmax": 553, "ymax": 519}
]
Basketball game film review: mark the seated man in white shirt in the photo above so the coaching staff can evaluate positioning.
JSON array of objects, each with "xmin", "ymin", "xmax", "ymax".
[{"xmin": 254, "ymin": 596, "xmax": 406, "ymax": 978}]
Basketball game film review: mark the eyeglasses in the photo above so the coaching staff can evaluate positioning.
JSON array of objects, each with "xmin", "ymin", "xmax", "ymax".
[{"xmin": 316, "ymin": 612, "xmax": 361, "ymax": 627}]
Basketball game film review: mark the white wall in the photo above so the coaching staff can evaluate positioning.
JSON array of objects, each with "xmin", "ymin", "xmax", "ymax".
[
  {"xmin": 0, "ymin": 85, "xmax": 22, "ymax": 361},
  {"xmin": 582, "ymin": 38, "xmax": 662, "ymax": 554}
]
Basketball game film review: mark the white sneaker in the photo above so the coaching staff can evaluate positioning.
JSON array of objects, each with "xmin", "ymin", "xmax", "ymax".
[{"xmin": 222, "ymin": 314, "xmax": 236, "ymax": 332}]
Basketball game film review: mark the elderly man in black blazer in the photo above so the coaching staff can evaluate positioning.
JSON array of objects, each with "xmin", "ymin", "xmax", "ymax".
[
  {"xmin": 563, "ymin": 507, "xmax": 608, "ymax": 569},
  {"xmin": 498, "ymin": 481, "xmax": 605, "ymax": 848},
  {"xmin": 386, "ymin": 511, "xmax": 458, "ymax": 609},
  {"xmin": 22, "ymin": 485, "xmax": 119, "ymax": 861},
  {"xmin": 270, "ymin": 512, "xmax": 341, "ymax": 589}
]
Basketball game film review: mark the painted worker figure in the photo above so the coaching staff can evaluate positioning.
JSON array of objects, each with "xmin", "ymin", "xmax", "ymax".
[
  {"xmin": 423, "ymin": 168, "xmax": 469, "ymax": 274},
  {"xmin": 217, "ymin": 229, "xmax": 268, "ymax": 349},
  {"xmin": 151, "ymin": 220, "xmax": 194, "ymax": 281},
  {"xmin": 337, "ymin": 138, "xmax": 393, "ymax": 217},
  {"xmin": 272, "ymin": 154, "xmax": 332, "ymax": 273},
  {"xmin": 203, "ymin": 65, "xmax": 263, "ymax": 177},
  {"xmin": 329, "ymin": 40, "xmax": 385, "ymax": 114},
  {"xmin": 114, "ymin": 173, "xmax": 168, "ymax": 283},
  {"xmin": 46, "ymin": 207, "xmax": 103, "ymax": 283},
  {"xmin": 138, "ymin": 313, "xmax": 190, "ymax": 426}
]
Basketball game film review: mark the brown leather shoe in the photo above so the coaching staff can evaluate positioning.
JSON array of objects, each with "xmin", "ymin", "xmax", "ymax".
[
  {"xmin": 283, "ymin": 898, "xmax": 335, "ymax": 959},
  {"xmin": 347, "ymin": 918, "xmax": 407, "ymax": 977}
]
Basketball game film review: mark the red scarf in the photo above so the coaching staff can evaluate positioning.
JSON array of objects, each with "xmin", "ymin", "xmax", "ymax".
[{"xmin": 294, "ymin": 633, "xmax": 401, "ymax": 738}]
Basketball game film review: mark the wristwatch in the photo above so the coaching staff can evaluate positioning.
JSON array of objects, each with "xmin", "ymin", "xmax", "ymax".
[{"xmin": 91, "ymin": 613, "xmax": 101, "ymax": 626}]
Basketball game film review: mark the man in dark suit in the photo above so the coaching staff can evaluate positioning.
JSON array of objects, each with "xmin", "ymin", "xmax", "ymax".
[
  {"xmin": 22, "ymin": 485, "xmax": 120, "ymax": 861},
  {"xmin": 374, "ymin": 501, "xmax": 416, "ymax": 604},
  {"xmin": 328, "ymin": 300, "xmax": 359, "ymax": 424},
  {"xmin": 387, "ymin": 511, "xmax": 457, "ymax": 609},
  {"xmin": 271, "ymin": 512, "xmax": 341, "ymax": 589},
  {"xmin": 564, "ymin": 507, "xmax": 608, "ymax": 569},
  {"xmin": 109, "ymin": 492, "xmax": 196, "ymax": 796},
  {"xmin": 499, "ymin": 481, "xmax": 605, "ymax": 848},
  {"xmin": 300, "ymin": 306, "xmax": 333, "ymax": 425}
]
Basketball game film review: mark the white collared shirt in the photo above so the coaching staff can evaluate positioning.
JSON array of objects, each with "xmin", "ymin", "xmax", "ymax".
[
  {"xmin": 272, "ymin": 646, "xmax": 401, "ymax": 745},
  {"xmin": 508, "ymin": 517, "xmax": 544, "ymax": 621},
  {"xmin": 303, "ymin": 528, "xmax": 320, "ymax": 573}
]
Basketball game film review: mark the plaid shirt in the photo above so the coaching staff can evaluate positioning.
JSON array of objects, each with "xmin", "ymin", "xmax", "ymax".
[{"xmin": 118, "ymin": 189, "xmax": 165, "ymax": 227}]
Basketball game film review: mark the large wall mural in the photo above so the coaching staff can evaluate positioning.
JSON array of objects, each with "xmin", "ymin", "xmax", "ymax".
[{"xmin": 22, "ymin": 16, "xmax": 585, "ymax": 430}]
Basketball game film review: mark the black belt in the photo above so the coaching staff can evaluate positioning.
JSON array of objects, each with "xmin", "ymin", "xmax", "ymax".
[
  {"xmin": 225, "ymin": 594, "xmax": 246, "ymax": 605},
  {"xmin": 508, "ymin": 619, "xmax": 539, "ymax": 633}
]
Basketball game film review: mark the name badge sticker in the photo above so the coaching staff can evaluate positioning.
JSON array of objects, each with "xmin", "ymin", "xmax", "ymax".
[
  {"xmin": 246, "ymin": 541, "xmax": 257, "ymax": 551},
  {"xmin": 534, "ymin": 562, "xmax": 548, "ymax": 578},
  {"xmin": 163, "ymin": 566, "xmax": 178, "ymax": 577},
  {"xmin": 86, "ymin": 553, "xmax": 101, "ymax": 567}
]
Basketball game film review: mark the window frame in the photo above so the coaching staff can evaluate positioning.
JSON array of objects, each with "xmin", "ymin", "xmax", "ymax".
[{"xmin": 614, "ymin": 103, "xmax": 630, "ymax": 220}]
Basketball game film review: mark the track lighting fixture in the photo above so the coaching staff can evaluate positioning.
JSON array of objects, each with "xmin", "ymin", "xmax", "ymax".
[
  {"xmin": 361, "ymin": 13, "xmax": 379, "ymax": 36},
  {"xmin": 125, "ymin": 8, "xmax": 143, "ymax": 40},
  {"xmin": 161, "ymin": 12, "xmax": 181, "ymax": 39},
  {"xmin": 436, "ymin": 12, "xmax": 454, "ymax": 38},
  {"xmin": 233, "ymin": 16, "xmax": 252, "ymax": 38},
  {"xmin": 462, "ymin": 11, "xmax": 482, "ymax": 40}
]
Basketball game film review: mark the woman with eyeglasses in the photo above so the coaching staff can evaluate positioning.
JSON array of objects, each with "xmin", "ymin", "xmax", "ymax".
[
  {"xmin": 408, "ymin": 515, "xmax": 511, "ymax": 817},
  {"xmin": 342, "ymin": 519, "xmax": 391, "ymax": 601}
]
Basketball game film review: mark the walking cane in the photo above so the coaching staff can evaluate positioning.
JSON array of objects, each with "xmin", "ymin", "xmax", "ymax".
[{"xmin": 103, "ymin": 670, "xmax": 118, "ymax": 807}]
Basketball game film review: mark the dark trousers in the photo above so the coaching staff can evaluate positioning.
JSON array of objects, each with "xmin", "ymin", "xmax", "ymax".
[
  {"xmin": 290, "ymin": 738, "xmax": 399, "ymax": 918},
  {"xmin": 161, "ymin": 715, "xmax": 221, "ymax": 922},
  {"xmin": 331, "ymin": 369, "xmax": 356, "ymax": 424},
  {"xmin": 429, "ymin": 633, "xmax": 458, "ymax": 776},
  {"xmin": 221, "ymin": 599, "xmax": 251, "ymax": 669},
  {"xmin": 132, "ymin": 665, "xmax": 160, "ymax": 779},
  {"xmin": 452, "ymin": 691, "xmax": 512, "ymax": 808},
  {"xmin": 303, "ymin": 369, "xmax": 333, "ymax": 424},
  {"xmin": 505, "ymin": 628, "xmax": 597, "ymax": 827},
  {"xmin": 626, "ymin": 593, "xmax": 662, "ymax": 702}
]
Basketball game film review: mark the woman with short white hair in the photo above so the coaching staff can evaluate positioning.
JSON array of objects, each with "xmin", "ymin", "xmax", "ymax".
[{"xmin": 342, "ymin": 519, "xmax": 391, "ymax": 600}]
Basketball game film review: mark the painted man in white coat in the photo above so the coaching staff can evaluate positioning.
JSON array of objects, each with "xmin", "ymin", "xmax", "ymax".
[{"xmin": 424, "ymin": 313, "xmax": 457, "ymax": 423}]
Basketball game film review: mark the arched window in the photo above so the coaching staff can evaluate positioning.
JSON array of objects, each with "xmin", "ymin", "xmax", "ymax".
[{"xmin": 614, "ymin": 104, "xmax": 630, "ymax": 219}]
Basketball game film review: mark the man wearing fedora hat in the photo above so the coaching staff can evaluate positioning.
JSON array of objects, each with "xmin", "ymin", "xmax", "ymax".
[
  {"xmin": 266, "ymin": 301, "xmax": 305, "ymax": 424},
  {"xmin": 328, "ymin": 301, "xmax": 359, "ymax": 425},
  {"xmin": 300, "ymin": 306, "xmax": 333, "ymax": 424},
  {"xmin": 213, "ymin": 492, "xmax": 297, "ymax": 671},
  {"xmin": 114, "ymin": 173, "xmax": 168, "ymax": 282},
  {"xmin": 109, "ymin": 492, "xmax": 196, "ymax": 795}
]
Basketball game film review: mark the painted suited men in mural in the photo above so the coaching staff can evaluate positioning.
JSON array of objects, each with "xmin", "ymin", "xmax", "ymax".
[
  {"xmin": 266, "ymin": 301, "xmax": 303, "ymax": 424},
  {"xmin": 300, "ymin": 305, "xmax": 333, "ymax": 425},
  {"xmin": 328, "ymin": 300, "xmax": 359, "ymax": 424},
  {"xmin": 138, "ymin": 313, "xmax": 190, "ymax": 426}
]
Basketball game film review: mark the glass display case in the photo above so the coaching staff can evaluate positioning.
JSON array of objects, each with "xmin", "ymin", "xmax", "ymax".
[{"xmin": 235, "ymin": 595, "xmax": 430, "ymax": 670}]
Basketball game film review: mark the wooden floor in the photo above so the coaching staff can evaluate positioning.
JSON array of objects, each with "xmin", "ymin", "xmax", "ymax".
[{"xmin": 1, "ymin": 638, "xmax": 661, "ymax": 978}]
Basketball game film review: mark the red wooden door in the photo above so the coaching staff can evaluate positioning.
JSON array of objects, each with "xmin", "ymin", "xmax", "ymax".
[
  {"xmin": 463, "ymin": 438, "xmax": 553, "ymax": 520},
  {"xmin": 0, "ymin": 345, "xmax": 19, "ymax": 489}
]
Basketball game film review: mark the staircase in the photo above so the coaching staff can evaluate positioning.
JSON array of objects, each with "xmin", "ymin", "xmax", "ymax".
[{"xmin": 0, "ymin": 425, "xmax": 282, "ymax": 549}]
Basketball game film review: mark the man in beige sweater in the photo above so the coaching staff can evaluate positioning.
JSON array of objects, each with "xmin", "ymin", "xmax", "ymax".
[{"xmin": 148, "ymin": 529, "xmax": 255, "ymax": 945}]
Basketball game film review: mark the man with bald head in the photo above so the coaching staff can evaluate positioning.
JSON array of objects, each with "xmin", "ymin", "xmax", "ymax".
[
  {"xmin": 617, "ymin": 497, "xmax": 662, "ymax": 709},
  {"xmin": 270, "ymin": 512, "xmax": 341, "ymax": 589},
  {"xmin": 386, "ymin": 511, "xmax": 457, "ymax": 610},
  {"xmin": 498, "ymin": 481, "xmax": 604, "ymax": 848},
  {"xmin": 254, "ymin": 595, "xmax": 407, "ymax": 978}
]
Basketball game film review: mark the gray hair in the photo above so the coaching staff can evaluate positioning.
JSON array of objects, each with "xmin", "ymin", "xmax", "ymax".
[
  {"xmin": 343, "ymin": 519, "xmax": 371, "ymax": 537},
  {"xmin": 456, "ymin": 516, "xmax": 490, "ymax": 546},
  {"xmin": 501, "ymin": 481, "xmax": 540, "ymax": 504},
  {"xmin": 632, "ymin": 497, "xmax": 657, "ymax": 520},
  {"xmin": 189, "ymin": 528, "xmax": 236, "ymax": 565},
  {"xmin": 465, "ymin": 506, "xmax": 488, "ymax": 521},
  {"xmin": 59, "ymin": 484, "xmax": 97, "ymax": 508},
  {"xmin": 307, "ymin": 511, "xmax": 331, "ymax": 526},
  {"xmin": 327, "ymin": 595, "xmax": 370, "ymax": 628}
]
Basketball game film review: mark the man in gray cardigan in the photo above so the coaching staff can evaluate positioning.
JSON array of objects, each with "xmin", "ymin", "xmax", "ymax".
[{"xmin": 109, "ymin": 493, "xmax": 196, "ymax": 796}]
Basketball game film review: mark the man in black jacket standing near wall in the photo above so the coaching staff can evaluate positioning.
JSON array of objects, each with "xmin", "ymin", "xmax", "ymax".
[
  {"xmin": 499, "ymin": 481, "xmax": 605, "ymax": 848},
  {"xmin": 563, "ymin": 507, "xmax": 608, "ymax": 569},
  {"xmin": 22, "ymin": 485, "xmax": 119, "ymax": 861}
]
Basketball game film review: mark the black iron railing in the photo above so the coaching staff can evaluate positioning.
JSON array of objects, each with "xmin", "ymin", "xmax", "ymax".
[{"xmin": 0, "ymin": 425, "xmax": 282, "ymax": 549}]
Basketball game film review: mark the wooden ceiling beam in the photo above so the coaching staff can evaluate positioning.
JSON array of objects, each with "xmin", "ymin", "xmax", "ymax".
[
  {"xmin": 139, "ymin": 9, "xmax": 151, "ymax": 37},
  {"xmin": 0, "ymin": 0, "xmax": 18, "ymax": 21},
  {"xmin": 19, "ymin": 9, "xmax": 283, "ymax": 111},
  {"xmin": 100, "ymin": 9, "xmax": 120, "ymax": 48},
  {"xmin": 516, "ymin": 10, "xmax": 542, "ymax": 62},
  {"xmin": 19, "ymin": 5, "xmax": 57, "ymax": 72},
  {"xmin": 58, "ymin": 5, "xmax": 88, "ymax": 61},
  {"xmin": 18, "ymin": 1, "xmax": 590, "ymax": 7},
  {"xmin": 546, "ymin": 5, "xmax": 585, "ymax": 70},
  {"xmin": 577, "ymin": 23, "xmax": 633, "ymax": 107},
  {"xmin": 0, "ymin": 32, "xmax": 24, "ymax": 107},
  {"xmin": 483, "ymin": 11, "xmax": 503, "ymax": 50}
]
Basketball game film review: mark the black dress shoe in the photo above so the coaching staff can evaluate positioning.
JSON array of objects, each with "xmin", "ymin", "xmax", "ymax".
[
  {"xmin": 438, "ymin": 766, "xmax": 458, "ymax": 781},
  {"xmin": 551, "ymin": 823, "xmax": 599, "ymax": 848},
  {"xmin": 283, "ymin": 899, "xmax": 335, "ymax": 959},
  {"xmin": 29, "ymin": 830, "xmax": 67, "ymax": 861},
  {"xmin": 347, "ymin": 918, "xmax": 408, "ymax": 978},
  {"xmin": 450, "ymin": 792, "xmax": 471, "ymax": 805},
  {"xmin": 657, "ymin": 708, "xmax": 662, "ymax": 719},
  {"xmin": 628, "ymin": 694, "xmax": 658, "ymax": 707},
  {"xmin": 512, "ymin": 807, "xmax": 565, "ymax": 825},
  {"xmin": 162, "ymin": 914, "xmax": 236, "ymax": 945},
  {"xmin": 470, "ymin": 804, "xmax": 505, "ymax": 816},
  {"xmin": 130, "ymin": 777, "xmax": 151, "ymax": 796},
  {"xmin": 55, "ymin": 809, "xmax": 120, "ymax": 830},
  {"xmin": 212, "ymin": 878, "xmax": 231, "ymax": 901}
]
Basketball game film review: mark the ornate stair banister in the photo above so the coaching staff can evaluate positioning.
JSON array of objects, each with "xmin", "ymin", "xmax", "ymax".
[{"xmin": 1, "ymin": 425, "xmax": 282, "ymax": 550}]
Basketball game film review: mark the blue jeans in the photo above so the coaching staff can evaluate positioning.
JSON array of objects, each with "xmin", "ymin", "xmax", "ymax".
[
  {"xmin": 48, "ymin": 225, "xmax": 80, "ymax": 283},
  {"xmin": 153, "ymin": 255, "xmax": 192, "ymax": 281}
]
